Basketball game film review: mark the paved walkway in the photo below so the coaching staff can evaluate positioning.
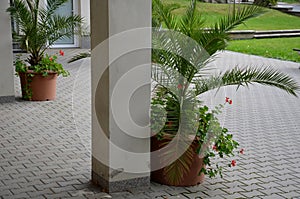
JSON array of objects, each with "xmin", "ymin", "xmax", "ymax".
[{"xmin": 0, "ymin": 50, "xmax": 300, "ymax": 198}]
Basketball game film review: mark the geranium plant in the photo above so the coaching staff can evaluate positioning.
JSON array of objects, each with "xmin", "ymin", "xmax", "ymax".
[
  {"xmin": 15, "ymin": 50, "xmax": 69, "ymax": 77},
  {"xmin": 197, "ymin": 99, "xmax": 241, "ymax": 178}
]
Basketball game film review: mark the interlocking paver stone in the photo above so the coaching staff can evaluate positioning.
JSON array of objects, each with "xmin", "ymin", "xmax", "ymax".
[
  {"xmin": 278, "ymin": 191, "xmax": 300, "ymax": 198},
  {"xmin": 183, "ymin": 191, "xmax": 209, "ymax": 198},
  {"xmin": 260, "ymin": 187, "xmax": 284, "ymax": 195},
  {"xmin": 165, "ymin": 187, "xmax": 189, "ymax": 196},
  {"xmin": 160, "ymin": 195, "xmax": 189, "ymax": 199},
  {"xmin": 27, "ymin": 189, "xmax": 54, "ymax": 198},
  {"xmin": 262, "ymin": 194, "xmax": 283, "ymax": 199},
  {"xmin": 1, "ymin": 50, "xmax": 300, "ymax": 198},
  {"xmin": 240, "ymin": 190, "xmax": 265, "ymax": 198},
  {"xmin": 277, "ymin": 185, "xmax": 299, "ymax": 193}
]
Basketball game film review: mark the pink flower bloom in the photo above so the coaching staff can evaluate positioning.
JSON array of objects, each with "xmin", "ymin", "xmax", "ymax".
[
  {"xmin": 231, "ymin": 160, "xmax": 236, "ymax": 167},
  {"xmin": 59, "ymin": 50, "xmax": 64, "ymax": 56}
]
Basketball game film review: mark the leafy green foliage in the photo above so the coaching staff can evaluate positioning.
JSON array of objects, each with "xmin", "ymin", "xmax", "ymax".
[
  {"xmin": 34, "ymin": 54, "xmax": 69, "ymax": 77},
  {"xmin": 15, "ymin": 51, "xmax": 69, "ymax": 77},
  {"xmin": 14, "ymin": 56, "xmax": 27, "ymax": 74},
  {"xmin": 197, "ymin": 105, "xmax": 239, "ymax": 178}
]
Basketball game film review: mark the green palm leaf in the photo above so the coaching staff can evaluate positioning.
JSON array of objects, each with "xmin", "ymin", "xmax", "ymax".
[
  {"xmin": 198, "ymin": 5, "xmax": 263, "ymax": 55},
  {"xmin": 195, "ymin": 67, "xmax": 299, "ymax": 96},
  {"xmin": 163, "ymin": 139, "xmax": 195, "ymax": 185},
  {"xmin": 152, "ymin": 0, "xmax": 178, "ymax": 30},
  {"xmin": 68, "ymin": 52, "xmax": 91, "ymax": 63}
]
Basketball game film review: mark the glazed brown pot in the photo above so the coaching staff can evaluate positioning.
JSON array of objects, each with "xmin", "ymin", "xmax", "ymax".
[
  {"xmin": 151, "ymin": 135, "xmax": 205, "ymax": 186},
  {"xmin": 19, "ymin": 71, "xmax": 58, "ymax": 101}
]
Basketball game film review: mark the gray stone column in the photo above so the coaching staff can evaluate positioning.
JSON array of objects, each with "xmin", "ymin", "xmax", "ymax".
[
  {"xmin": 91, "ymin": 0, "xmax": 151, "ymax": 193},
  {"xmin": 0, "ymin": 0, "xmax": 14, "ymax": 101}
]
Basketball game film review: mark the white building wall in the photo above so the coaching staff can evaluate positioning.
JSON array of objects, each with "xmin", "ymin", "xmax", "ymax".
[
  {"xmin": 80, "ymin": 0, "xmax": 90, "ymax": 34},
  {"xmin": 0, "ymin": 0, "xmax": 14, "ymax": 99},
  {"xmin": 79, "ymin": 0, "xmax": 91, "ymax": 48}
]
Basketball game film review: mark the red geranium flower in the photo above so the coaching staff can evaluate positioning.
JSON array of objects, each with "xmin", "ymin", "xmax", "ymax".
[
  {"xmin": 231, "ymin": 160, "xmax": 236, "ymax": 167},
  {"xmin": 49, "ymin": 57, "xmax": 53, "ymax": 61},
  {"xmin": 59, "ymin": 50, "xmax": 64, "ymax": 56},
  {"xmin": 212, "ymin": 145, "xmax": 217, "ymax": 151},
  {"xmin": 177, "ymin": 84, "xmax": 183, "ymax": 89},
  {"xmin": 229, "ymin": 100, "xmax": 233, "ymax": 105},
  {"xmin": 240, "ymin": 148, "xmax": 244, "ymax": 154},
  {"xmin": 225, "ymin": 97, "xmax": 229, "ymax": 102}
]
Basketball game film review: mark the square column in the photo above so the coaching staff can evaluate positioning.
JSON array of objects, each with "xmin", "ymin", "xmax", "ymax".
[
  {"xmin": 0, "ymin": 0, "xmax": 14, "ymax": 101},
  {"xmin": 91, "ymin": 0, "xmax": 151, "ymax": 193}
]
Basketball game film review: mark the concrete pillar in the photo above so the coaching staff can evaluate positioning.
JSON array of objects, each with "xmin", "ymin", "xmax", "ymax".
[
  {"xmin": 91, "ymin": 0, "xmax": 151, "ymax": 193},
  {"xmin": 0, "ymin": 0, "xmax": 14, "ymax": 101}
]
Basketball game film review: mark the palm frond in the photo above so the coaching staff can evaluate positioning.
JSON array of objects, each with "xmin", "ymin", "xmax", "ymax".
[
  {"xmin": 46, "ymin": 0, "xmax": 68, "ymax": 15},
  {"xmin": 153, "ymin": 133, "xmax": 197, "ymax": 185},
  {"xmin": 195, "ymin": 67, "xmax": 299, "ymax": 96},
  {"xmin": 180, "ymin": 0, "xmax": 205, "ymax": 38},
  {"xmin": 197, "ymin": 31, "xmax": 229, "ymax": 56},
  {"xmin": 162, "ymin": 139, "xmax": 195, "ymax": 185},
  {"xmin": 152, "ymin": 1, "xmax": 179, "ymax": 27},
  {"xmin": 198, "ymin": 5, "xmax": 263, "ymax": 55},
  {"xmin": 152, "ymin": 0, "xmax": 178, "ymax": 30},
  {"xmin": 45, "ymin": 14, "xmax": 82, "ymax": 48},
  {"xmin": 152, "ymin": 29, "xmax": 210, "ymax": 82},
  {"xmin": 217, "ymin": 5, "xmax": 264, "ymax": 32},
  {"xmin": 68, "ymin": 52, "xmax": 91, "ymax": 63},
  {"xmin": 7, "ymin": 0, "xmax": 32, "ymax": 33}
]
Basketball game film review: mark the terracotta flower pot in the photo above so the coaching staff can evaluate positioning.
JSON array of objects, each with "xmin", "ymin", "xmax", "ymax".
[
  {"xmin": 151, "ymin": 135, "xmax": 205, "ymax": 186},
  {"xmin": 19, "ymin": 71, "xmax": 58, "ymax": 101}
]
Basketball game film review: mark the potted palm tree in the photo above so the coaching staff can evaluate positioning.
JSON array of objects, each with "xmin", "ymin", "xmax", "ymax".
[
  {"xmin": 7, "ymin": 0, "xmax": 82, "ymax": 101},
  {"xmin": 151, "ymin": 0, "xmax": 299, "ymax": 186}
]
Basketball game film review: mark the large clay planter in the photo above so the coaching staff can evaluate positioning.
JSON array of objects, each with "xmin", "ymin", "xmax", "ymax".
[
  {"xmin": 151, "ymin": 135, "xmax": 205, "ymax": 186},
  {"xmin": 19, "ymin": 71, "xmax": 58, "ymax": 101}
]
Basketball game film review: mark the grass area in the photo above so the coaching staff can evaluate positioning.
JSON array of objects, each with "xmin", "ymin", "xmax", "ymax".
[
  {"xmin": 162, "ymin": 0, "xmax": 300, "ymax": 30},
  {"xmin": 279, "ymin": 0, "xmax": 300, "ymax": 3},
  {"xmin": 162, "ymin": 0, "xmax": 300, "ymax": 62},
  {"xmin": 234, "ymin": 9, "xmax": 300, "ymax": 30},
  {"xmin": 226, "ymin": 37, "xmax": 300, "ymax": 62}
]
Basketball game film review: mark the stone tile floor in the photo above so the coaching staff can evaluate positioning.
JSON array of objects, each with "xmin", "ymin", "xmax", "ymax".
[{"xmin": 0, "ymin": 49, "xmax": 299, "ymax": 198}]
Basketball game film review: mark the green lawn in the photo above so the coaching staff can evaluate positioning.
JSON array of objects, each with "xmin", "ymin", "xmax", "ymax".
[
  {"xmin": 162, "ymin": 0, "xmax": 300, "ymax": 62},
  {"xmin": 280, "ymin": 0, "xmax": 300, "ymax": 3},
  {"xmin": 234, "ymin": 9, "xmax": 300, "ymax": 30},
  {"xmin": 163, "ymin": 0, "xmax": 300, "ymax": 30},
  {"xmin": 226, "ymin": 37, "xmax": 300, "ymax": 62}
]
